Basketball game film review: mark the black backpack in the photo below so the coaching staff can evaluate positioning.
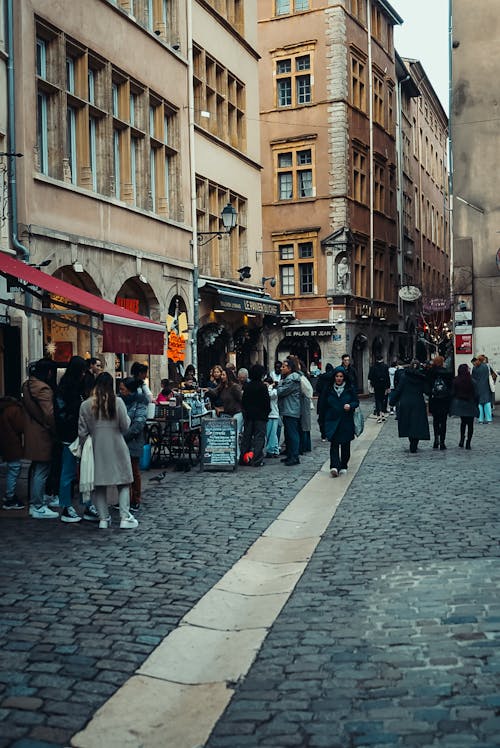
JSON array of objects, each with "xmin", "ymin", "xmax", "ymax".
[{"xmin": 431, "ymin": 376, "xmax": 448, "ymax": 399}]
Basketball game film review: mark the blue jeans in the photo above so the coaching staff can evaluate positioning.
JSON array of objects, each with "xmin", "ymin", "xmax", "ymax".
[
  {"xmin": 478, "ymin": 402, "xmax": 492, "ymax": 423},
  {"xmin": 265, "ymin": 419, "xmax": 280, "ymax": 455},
  {"xmin": 282, "ymin": 415, "xmax": 300, "ymax": 462},
  {"xmin": 5, "ymin": 460, "xmax": 21, "ymax": 498},
  {"xmin": 59, "ymin": 444, "xmax": 78, "ymax": 509},
  {"xmin": 30, "ymin": 461, "xmax": 51, "ymax": 508}
]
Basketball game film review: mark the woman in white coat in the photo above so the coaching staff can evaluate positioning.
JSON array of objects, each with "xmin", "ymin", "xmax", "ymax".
[{"xmin": 78, "ymin": 372, "xmax": 138, "ymax": 530}]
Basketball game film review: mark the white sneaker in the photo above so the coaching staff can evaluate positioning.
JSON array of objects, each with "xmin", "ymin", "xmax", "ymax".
[
  {"xmin": 30, "ymin": 504, "xmax": 59, "ymax": 519},
  {"xmin": 120, "ymin": 513, "xmax": 139, "ymax": 529},
  {"xmin": 339, "ymin": 468, "xmax": 348, "ymax": 475},
  {"xmin": 44, "ymin": 494, "xmax": 60, "ymax": 509},
  {"xmin": 99, "ymin": 517, "xmax": 111, "ymax": 529},
  {"xmin": 60, "ymin": 506, "xmax": 82, "ymax": 523},
  {"xmin": 330, "ymin": 468, "xmax": 339, "ymax": 478}
]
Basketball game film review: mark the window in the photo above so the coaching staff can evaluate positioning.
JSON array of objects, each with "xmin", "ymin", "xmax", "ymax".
[
  {"xmin": 373, "ymin": 73, "xmax": 384, "ymax": 126},
  {"xmin": 274, "ymin": 142, "xmax": 315, "ymax": 201},
  {"xmin": 374, "ymin": 162, "xmax": 385, "ymax": 213},
  {"xmin": 351, "ymin": 53, "xmax": 366, "ymax": 111},
  {"xmin": 351, "ymin": 0, "xmax": 366, "ymax": 24},
  {"xmin": 275, "ymin": 236, "xmax": 317, "ymax": 296},
  {"xmin": 275, "ymin": 0, "xmax": 309, "ymax": 15},
  {"xmin": 352, "ymin": 148, "xmax": 367, "ymax": 204},
  {"xmin": 192, "ymin": 45, "xmax": 246, "ymax": 150},
  {"xmin": 373, "ymin": 250, "xmax": 384, "ymax": 300},
  {"xmin": 196, "ymin": 179, "xmax": 247, "ymax": 279},
  {"xmin": 354, "ymin": 242, "xmax": 368, "ymax": 297},
  {"xmin": 34, "ymin": 20, "xmax": 181, "ymax": 217},
  {"xmin": 387, "ymin": 82, "xmax": 394, "ymax": 134},
  {"xmin": 204, "ymin": 0, "xmax": 244, "ymax": 33},
  {"xmin": 275, "ymin": 49, "xmax": 312, "ymax": 108}
]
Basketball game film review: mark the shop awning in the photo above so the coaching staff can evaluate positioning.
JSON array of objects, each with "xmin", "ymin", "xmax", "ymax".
[
  {"xmin": 0, "ymin": 252, "xmax": 165, "ymax": 354},
  {"xmin": 201, "ymin": 280, "xmax": 281, "ymax": 317}
]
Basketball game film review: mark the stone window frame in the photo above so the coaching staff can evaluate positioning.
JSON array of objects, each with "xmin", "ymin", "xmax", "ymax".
[
  {"xmin": 372, "ymin": 69, "xmax": 385, "ymax": 127},
  {"xmin": 373, "ymin": 159, "xmax": 386, "ymax": 214},
  {"xmin": 34, "ymin": 18, "xmax": 180, "ymax": 219},
  {"xmin": 273, "ymin": 231, "xmax": 318, "ymax": 299},
  {"xmin": 272, "ymin": 139, "xmax": 316, "ymax": 203},
  {"xmin": 351, "ymin": 144, "xmax": 368, "ymax": 205},
  {"xmin": 275, "ymin": 0, "xmax": 310, "ymax": 17},
  {"xmin": 192, "ymin": 45, "xmax": 246, "ymax": 152},
  {"xmin": 203, "ymin": 0, "xmax": 244, "ymax": 34},
  {"xmin": 353, "ymin": 240, "xmax": 368, "ymax": 298},
  {"xmin": 350, "ymin": 48, "xmax": 367, "ymax": 113},
  {"xmin": 108, "ymin": 0, "xmax": 179, "ymax": 46},
  {"xmin": 273, "ymin": 43, "xmax": 314, "ymax": 110}
]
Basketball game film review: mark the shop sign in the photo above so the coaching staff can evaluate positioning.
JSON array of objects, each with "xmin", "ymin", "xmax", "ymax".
[
  {"xmin": 201, "ymin": 417, "xmax": 237, "ymax": 471},
  {"xmin": 398, "ymin": 285, "xmax": 421, "ymax": 302},
  {"xmin": 116, "ymin": 297, "xmax": 140, "ymax": 314},
  {"xmin": 218, "ymin": 292, "xmax": 279, "ymax": 316},
  {"xmin": 455, "ymin": 334, "xmax": 472, "ymax": 354},
  {"xmin": 285, "ymin": 327, "xmax": 334, "ymax": 338},
  {"xmin": 422, "ymin": 297, "xmax": 451, "ymax": 313}
]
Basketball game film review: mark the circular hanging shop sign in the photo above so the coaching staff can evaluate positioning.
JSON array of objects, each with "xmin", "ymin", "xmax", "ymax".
[{"xmin": 398, "ymin": 285, "xmax": 422, "ymax": 302}]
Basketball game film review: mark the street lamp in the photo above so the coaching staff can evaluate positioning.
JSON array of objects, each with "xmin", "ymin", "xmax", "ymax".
[
  {"xmin": 197, "ymin": 202, "xmax": 237, "ymax": 246},
  {"xmin": 192, "ymin": 203, "xmax": 238, "ymax": 370}
]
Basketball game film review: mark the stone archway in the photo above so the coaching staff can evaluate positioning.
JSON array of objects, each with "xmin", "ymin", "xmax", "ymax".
[{"xmin": 197, "ymin": 323, "xmax": 231, "ymax": 385}]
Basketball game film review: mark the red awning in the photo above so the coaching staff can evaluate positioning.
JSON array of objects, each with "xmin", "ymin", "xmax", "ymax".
[{"xmin": 0, "ymin": 252, "xmax": 165, "ymax": 354}]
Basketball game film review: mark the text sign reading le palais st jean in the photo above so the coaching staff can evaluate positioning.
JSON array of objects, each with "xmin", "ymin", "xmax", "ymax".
[{"xmin": 200, "ymin": 417, "xmax": 238, "ymax": 471}]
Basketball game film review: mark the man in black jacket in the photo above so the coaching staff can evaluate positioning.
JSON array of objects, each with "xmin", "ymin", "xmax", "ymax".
[
  {"xmin": 240, "ymin": 364, "xmax": 271, "ymax": 467},
  {"xmin": 368, "ymin": 356, "xmax": 390, "ymax": 423}
]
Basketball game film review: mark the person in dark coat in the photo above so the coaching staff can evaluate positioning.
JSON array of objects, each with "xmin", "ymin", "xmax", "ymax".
[
  {"xmin": 316, "ymin": 362, "xmax": 334, "ymax": 440},
  {"xmin": 0, "ymin": 397, "xmax": 25, "ymax": 509},
  {"xmin": 427, "ymin": 355, "xmax": 454, "ymax": 450},
  {"xmin": 341, "ymin": 354, "xmax": 359, "ymax": 393},
  {"xmin": 389, "ymin": 359, "xmax": 430, "ymax": 452},
  {"xmin": 55, "ymin": 355, "xmax": 88, "ymax": 523},
  {"xmin": 471, "ymin": 355, "xmax": 493, "ymax": 424},
  {"xmin": 368, "ymin": 356, "xmax": 390, "ymax": 422},
  {"xmin": 240, "ymin": 364, "xmax": 271, "ymax": 467},
  {"xmin": 119, "ymin": 377, "xmax": 148, "ymax": 510},
  {"xmin": 450, "ymin": 363, "xmax": 479, "ymax": 449},
  {"xmin": 324, "ymin": 367, "xmax": 359, "ymax": 477}
]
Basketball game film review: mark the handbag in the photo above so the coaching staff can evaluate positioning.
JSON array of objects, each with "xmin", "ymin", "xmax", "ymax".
[
  {"xmin": 489, "ymin": 373, "xmax": 496, "ymax": 393},
  {"xmin": 353, "ymin": 408, "xmax": 364, "ymax": 437}
]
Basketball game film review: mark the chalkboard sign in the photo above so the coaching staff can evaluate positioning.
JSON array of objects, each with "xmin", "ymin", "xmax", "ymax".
[{"xmin": 200, "ymin": 417, "xmax": 238, "ymax": 471}]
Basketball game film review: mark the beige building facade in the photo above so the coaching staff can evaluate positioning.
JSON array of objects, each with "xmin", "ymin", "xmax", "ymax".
[{"xmin": 451, "ymin": 0, "xmax": 500, "ymax": 380}]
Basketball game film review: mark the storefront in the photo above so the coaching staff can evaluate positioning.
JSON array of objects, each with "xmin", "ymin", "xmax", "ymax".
[
  {"xmin": 197, "ymin": 279, "xmax": 280, "ymax": 382},
  {"xmin": 277, "ymin": 323, "xmax": 337, "ymax": 371}
]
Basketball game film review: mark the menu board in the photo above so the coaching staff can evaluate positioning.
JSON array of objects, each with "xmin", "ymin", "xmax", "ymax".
[{"xmin": 200, "ymin": 417, "xmax": 238, "ymax": 471}]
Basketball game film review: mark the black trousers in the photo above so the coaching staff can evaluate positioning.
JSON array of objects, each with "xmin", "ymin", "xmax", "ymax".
[
  {"xmin": 330, "ymin": 440, "xmax": 351, "ymax": 470},
  {"xmin": 240, "ymin": 418, "xmax": 267, "ymax": 463},
  {"xmin": 460, "ymin": 416, "xmax": 474, "ymax": 444},
  {"xmin": 433, "ymin": 411, "xmax": 448, "ymax": 442},
  {"xmin": 374, "ymin": 387, "xmax": 386, "ymax": 416}
]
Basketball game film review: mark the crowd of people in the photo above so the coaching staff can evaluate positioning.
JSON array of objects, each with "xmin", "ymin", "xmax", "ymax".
[{"xmin": 0, "ymin": 350, "xmax": 497, "ymax": 518}]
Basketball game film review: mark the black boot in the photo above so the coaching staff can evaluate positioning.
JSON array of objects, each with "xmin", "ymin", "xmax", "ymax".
[
  {"xmin": 440, "ymin": 440, "xmax": 446, "ymax": 450},
  {"xmin": 465, "ymin": 440, "xmax": 471, "ymax": 450},
  {"xmin": 459, "ymin": 423, "xmax": 466, "ymax": 447},
  {"xmin": 433, "ymin": 437, "xmax": 439, "ymax": 449}
]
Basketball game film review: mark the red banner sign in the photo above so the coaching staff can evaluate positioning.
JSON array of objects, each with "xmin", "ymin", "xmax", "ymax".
[
  {"xmin": 455, "ymin": 334, "xmax": 472, "ymax": 354},
  {"xmin": 116, "ymin": 297, "xmax": 140, "ymax": 314}
]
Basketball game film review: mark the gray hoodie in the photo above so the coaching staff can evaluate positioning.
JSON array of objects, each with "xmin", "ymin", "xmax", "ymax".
[{"xmin": 277, "ymin": 372, "xmax": 301, "ymax": 418}]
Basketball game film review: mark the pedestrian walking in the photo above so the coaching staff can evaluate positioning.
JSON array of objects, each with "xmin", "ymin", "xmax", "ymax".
[
  {"xmin": 389, "ymin": 359, "xmax": 430, "ymax": 453},
  {"xmin": 118, "ymin": 377, "xmax": 148, "ymax": 511},
  {"xmin": 22, "ymin": 359, "xmax": 59, "ymax": 519},
  {"xmin": 450, "ymin": 363, "xmax": 478, "ymax": 449},
  {"xmin": 0, "ymin": 396, "xmax": 25, "ymax": 510},
  {"xmin": 78, "ymin": 372, "xmax": 137, "ymax": 530},
  {"xmin": 324, "ymin": 367, "xmax": 359, "ymax": 477},
  {"xmin": 316, "ymin": 362, "xmax": 334, "ymax": 440},
  {"xmin": 341, "ymin": 354, "xmax": 359, "ymax": 393},
  {"xmin": 264, "ymin": 376, "xmax": 280, "ymax": 458},
  {"xmin": 427, "ymin": 355, "xmax": 453, "ymax": 450},
  {"xmin": 240, "ymin": 364, "xmax": 270, "ymax": 467},
  {"xmin": 368, "ymin": 355, "xmax": 390, "ymax": 422},
  {"xmin": 277, "ymin": 358, "xmax": 302, "ymax": 466},
  {"xmin": 471, "ymin": 355, "xmax": 492, "ymax": 424}
]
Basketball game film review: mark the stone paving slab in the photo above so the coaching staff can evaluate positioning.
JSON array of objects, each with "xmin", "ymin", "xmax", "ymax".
[
  {"xmin": 0, "ymin": 425, "xmax": 328, "ymax": 747},
  {"xmin": 205, "ymin": 414, "xmax": 500, "ymax": 748}
]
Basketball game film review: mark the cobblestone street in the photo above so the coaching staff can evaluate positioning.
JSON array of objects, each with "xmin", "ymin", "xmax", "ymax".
[{"xmin": 1, "ymin": 409, "xmax": 500, "ymax": 747}]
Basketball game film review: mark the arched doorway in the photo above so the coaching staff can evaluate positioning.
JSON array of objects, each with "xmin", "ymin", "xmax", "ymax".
[
  {"xmin": 167, "ymin": 295, "xmax": 189, "ymax": 383},
  {"xmin": 197, "ymin": 323, "xmax": 230, "ymax": 385},
  {"xmin": 234, "ymin": 325, "xmax": 261, "ymax": 372},
  {"xmin": 114, "ymin": 277, "xmax": 159, "ymax": 378}
]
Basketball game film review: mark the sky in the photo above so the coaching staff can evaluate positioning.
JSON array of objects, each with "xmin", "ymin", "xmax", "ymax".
[{"xmin": 389, "ymin": 0, "xmax": 450, "ymax": 113}]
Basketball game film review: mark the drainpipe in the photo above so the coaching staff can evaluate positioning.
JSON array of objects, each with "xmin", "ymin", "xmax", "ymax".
[
  {"xmin": 187, "ymin": 0, "xmax": 198, "ymax": 371},
  {"xmin": 367, "ymin": 0, "xmax": 374, "ymax": 306},
  {"xmin": 395, "ymin": 74, "xmax": 410, "ymax": 318},
  {"xmin": 448, "ymin": 0, "xmax": 454, "ymax": 310},
  {"xmin": 6, "ymin": 0, "xmax": 29, "ymax": 262}
]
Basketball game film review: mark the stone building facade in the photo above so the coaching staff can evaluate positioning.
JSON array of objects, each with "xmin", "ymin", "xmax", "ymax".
[
  {"xmin": 258, "ymin": 0, "xmax": 404, "ymax": 390},
  {"xmin": 451, "ymin": 0, "xmax": 500, "ymax": 384}
]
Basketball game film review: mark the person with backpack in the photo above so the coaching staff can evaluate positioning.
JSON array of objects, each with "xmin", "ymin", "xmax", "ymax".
[
  {"xmin": 427, "ymin": 355, "xmax": 453, "ymax": 449},
  {"xmin": 368, "ymin": 355, "xmax": 390, "ymax": 423}
]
